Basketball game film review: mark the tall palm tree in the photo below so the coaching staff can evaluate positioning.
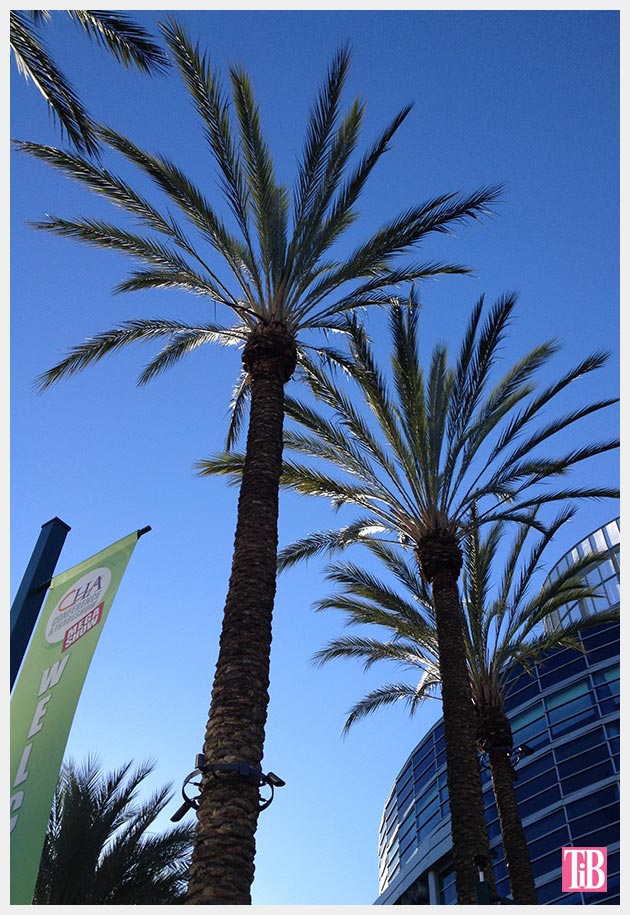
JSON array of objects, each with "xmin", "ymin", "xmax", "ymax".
[
  {"xmin": 13, "ymin": 19, "xmax": 501, "ymax": 903},
  {"xmin": 305, "ymin": 508, "xmax": 618, "ymax": 903},
  {"xmin": 201, "ymin": 292, "xmax": 618, "ymax": 902},
  {"xmin": 10, "ymin": 10, "xmax": 169, "ymax": 156},
  {"xmin": 33, "ymin": 756, "xmax": 195, "ymax": 904}
]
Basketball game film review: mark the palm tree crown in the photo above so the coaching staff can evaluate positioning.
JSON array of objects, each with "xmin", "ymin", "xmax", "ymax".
[
  {"xmin": 220, "ymin": 290, "xmax": 617, "ymax": 558},
  {"xmin": 14, "ymin": 22, "xmax": 501, "ymax": 904},
  {"xmin": 33, "ymin": 756, "xmax": 195, "ymax": 905},
  {"xmin": 10, "ymin": 10, "xmax": 169, "ymax": 156},
  {"xmin": 14, "ymin": 22, "xmax": 499, "ymax": 409}
]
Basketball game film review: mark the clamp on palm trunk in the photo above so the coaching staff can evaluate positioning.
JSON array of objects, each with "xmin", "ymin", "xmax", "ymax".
[{"xmin": 170, "ymin": 754, "xmax": 286, "ymax": 822}]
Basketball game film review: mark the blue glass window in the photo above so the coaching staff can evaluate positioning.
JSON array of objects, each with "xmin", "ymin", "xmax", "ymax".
[
  {"xmin": 417, "ymin": 808, "xmax": 441, "ymax": 843},
  {"xmin": 554, "ymin": 726, "xmax": 604, "ymax": 761},
  {"xmin": 556, "ymin": 742, "xmax": 609, "ymax": 779},
  {"xmin": 524, "ymin": 807, "xmax": 566, "ymax": 843},
  {"xmin": 516, "ymin": 751, "xmax": 553, "ymax": 784},
  {"xmin": 547, "ymin": 682, "xmax": 599, "ymax": 738},
  {"xmin": 566, "ymin": 784, "xmax": 619, "ymax": 819},
  {"xmin": 528, "ymin": 825, "xmax": 569, "ymax": 861},
  {"xmin": 440, "ymin": 868, "xmax": 456, "ymax": 905},
  {"xmin": 572, "ymin": 823, "xmax": 620, "ymax": 853},
  {"xmin": 532, "ymin": 847, "xmax": 564, "ymax": 879},
  {"xmin": 539, "ymin": 655, "xmax": 587, "ymax": 689},
  {"xmin": 570, "ymin": 804, "xmax": 619, "ymax": 841},
  {"xmin": 486, "ymin": 817, "xmax": 502, "ymax": 841},
  {"xmin": 503, "ymin": 672, "xmax": 540, "ymax": 712},
  {"xmin": 416, "ymin": 790, "xmax": 440, "ymax": 826},
  {"xmin": 413, "ymin": 756, "xmax": 436, "ymax": 790},
  {"xmin": 517, "ymin": 784, "xmax": 561, "ymax": 819},
  {"xmin": 561, "ymin": 760, "xmax": 614, "ymax": 796},
  {"xmin": 537, "ymin": 878, "xmax": 563, "ymax": 904},
  {"xmin": 411, "ymin": 739, "xmax": 432, "ymax": 768},
  {"xmin": 516, "ymin": 767, "xmax": 555, "ymax": 803},
  {"xmin": 556, "ymin": 892, "xmax": 585, "ymax": 905},
  {"xmin": 400, "ymin": 836, "xmax": 417, "ymax": 865}
]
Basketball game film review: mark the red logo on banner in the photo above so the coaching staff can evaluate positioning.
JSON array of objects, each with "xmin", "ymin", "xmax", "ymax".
[
  {"xmin": 562, "ymin": 847, "xmax": 607, "ymax": 893},
  {"xmin": 62, "ymin": 602, "xmax": 104, "ymax": 651}
]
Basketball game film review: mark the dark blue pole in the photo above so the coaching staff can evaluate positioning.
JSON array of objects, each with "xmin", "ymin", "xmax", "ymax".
[{"xmin": 10, "ymin": 517, "xmax": 71, "ymax": 690}]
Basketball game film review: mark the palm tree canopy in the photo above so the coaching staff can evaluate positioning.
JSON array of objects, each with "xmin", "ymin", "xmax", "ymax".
[
  {"xmin": 203, "ymin": 291, "xmax": 618, "ymax": 557},
  {"xmin": 33, "ymin": 756, "xmax": 195, "ymax": 905},
  {"xmin": 10, "ymin": 10, "xmax": 169, "ymax": 156},
  {"xmin": 14, "ymin": 19, "xmax": 500, "ymax": 406},
  {"xmin": 308, "ymin": 508, "xmax": 619, "ymax": 733}
]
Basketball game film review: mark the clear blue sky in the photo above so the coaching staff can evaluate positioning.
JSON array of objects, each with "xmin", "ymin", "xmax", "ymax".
[{"xmin": 10, "ymin": 7, "xmax": 620, "ymax": 906}]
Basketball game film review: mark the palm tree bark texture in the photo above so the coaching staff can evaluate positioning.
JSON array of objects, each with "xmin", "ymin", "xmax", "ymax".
[
  {"xmin": 416, "ymin": 529, "xmax": 495, "ymax": 905},
  {"xmin": 186, "ymin": 324, "xmax": 296, "ymax": 905},
  {"xmin": 479, "ymin": 706, "xmax": 538, "ymax": 904}
]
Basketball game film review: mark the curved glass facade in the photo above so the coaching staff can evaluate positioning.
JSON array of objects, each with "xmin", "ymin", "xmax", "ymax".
[{"xmin": 375, "ymin": 519, "xmax": 620, "ymax": 906}]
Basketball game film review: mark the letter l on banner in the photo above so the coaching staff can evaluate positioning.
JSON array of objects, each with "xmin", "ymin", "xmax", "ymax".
[{"xmin": 10, "ymin": 530, "xmax": 144, "ymax": 904}]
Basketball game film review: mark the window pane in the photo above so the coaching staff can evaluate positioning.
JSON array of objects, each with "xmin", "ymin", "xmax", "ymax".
[
  {"xmin": 524, "ymin": 807, "xmax": 566, "ymax": 843},
  {"xmin": 566, "ymin": 785, "xmax": 618, "ymax": 819},
  {"xmin": 572, "ymin": 822, "xmax": 620, "ymax": 849},
  {"xmin": 592, "ymin": 663, "xmax": 620, "ymax": 684},
  {"xmin": 532, "ymin": 847, "xmax": 564, "ymax": 879},
  {"xmin": 557, "ymin": 743, "xmax": 608, "ymax": 778},
  {"xmin": 562, "ymin": 760, "xmax": 613, "ymax": 795},
  {"xmin": 511, "ymin": 700, "xmax": 544, "ymax": 727},
  {"xmin": 539, "ymin": 657, "xmax": 586, "ymax": 689},
  {"xmin": 546, "ymin": 679, "xmax": 590, "ymax": 710},
  {"xmin": 554, "ymin": 726, "xmax": 604, "ymax": 761},
  {"xmin": 518, "ymin": 784, "xmax": 561, "ymax": 819},
  {"xmin": 529, "ymin": 825, "xmax": 570, "ymax": 861},
  {"xmin": 516, "ymin": 767, "xmax": 556, "ymax": 803},
  {"xmin": 537, "ymin": 878, "xmax": 563, "ymax": 904},
  {"xmin": 581, "ymin": 622, "xmax": 618, "ymax": 646},
  {"xmin": 517, "ymin": 751, "xmax": 554, "ymax": 784},
  {"xmin": 550, "ymin": 705, "xmax": 599, "ymax": 739},
  {"xmin": 605, "ymin": 521, "xmax": 620, "ymax": 546}
]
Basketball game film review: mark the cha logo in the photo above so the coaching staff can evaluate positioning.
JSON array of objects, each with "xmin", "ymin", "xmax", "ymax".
[{"xmin": 45, "ymin": 567, "xmax": 112, "ymax": 648}]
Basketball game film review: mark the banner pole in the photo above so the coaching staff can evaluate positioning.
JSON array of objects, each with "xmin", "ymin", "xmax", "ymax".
[{"xmin": 10, "ymin": 517, "xmax": 71, "ymax": 690}]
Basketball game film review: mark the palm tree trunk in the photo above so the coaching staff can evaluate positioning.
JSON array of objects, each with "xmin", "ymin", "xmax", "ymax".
[
  {"xmin": 488, "ymin": 738, "xmax": 538, "ymax": 903},
  {"xmin": 417, "ymin": 534, "xmax": 494, "ymax": 905},
  {"xmin": 186, "ymin": 326, "xmax": 295, "ymax": 905}
]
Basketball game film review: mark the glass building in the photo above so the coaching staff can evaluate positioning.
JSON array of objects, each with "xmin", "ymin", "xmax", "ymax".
[{"xmin": 375, "ymin": 518, "xmax": 620, "ymax": 905}]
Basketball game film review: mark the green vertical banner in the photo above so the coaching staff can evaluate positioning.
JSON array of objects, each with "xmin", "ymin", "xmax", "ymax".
[{"xmin": 10, "ymin": 530, "xmax": 142, "ymax": 904}]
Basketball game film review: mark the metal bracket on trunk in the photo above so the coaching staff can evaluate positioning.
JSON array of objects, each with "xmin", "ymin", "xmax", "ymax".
[{"xmin": 170, "ymin": 754, "xmax": 286, "ymax": 821}]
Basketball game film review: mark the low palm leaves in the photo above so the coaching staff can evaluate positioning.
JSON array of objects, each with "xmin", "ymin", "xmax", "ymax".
[
  {"xmin": 310, "ymin": 509, "xmax": 618, "ymax": 903},
  {"xmin": 10, "ymin": 10, "xmax": 168, "ymax": 156},
  {"xmin": 33, "ymin": 756, "xmax": 194, "ymax": 904},
  {"xmin": 15, "ymin": 22, "xmax": 500, "ymax": 904}
]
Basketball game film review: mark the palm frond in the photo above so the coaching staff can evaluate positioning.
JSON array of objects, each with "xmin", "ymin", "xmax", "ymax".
[
  {"xmin": 36, "ymin": 319, "xmax": 239, "ymax": 391},
  {"xmin": 224, "ymin": 370, "xmax": 251, "ymax": 451},
  {"xmin": 68, "ymin": 10, "xmax": 170, "ymax": 74},
  {"xmin": 340, "ymin": 679, "xmax": 440, "ymax": 734},
  {"xmin": 277, "ymin": 519, "xmax": 386, "ymax": 571},
  {"xmin": 10, "ymin": 11, "xmax": 98, "ymax": 155}
]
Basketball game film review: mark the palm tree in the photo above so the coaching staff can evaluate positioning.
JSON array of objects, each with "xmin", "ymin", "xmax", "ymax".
[
  {"xmin": 10, "ymin": 10, "xmax": 169, "ymax": 156},
  {"xmin": 201, "ymin": 292, "xmax": 618, "ymax": 902},
  {"xmin": 305, "ymin": 508, "xmax": 618, "ymax": 903},
  {"xmin": 13, "ymin": 19, "xmax": 501, "ymax": 903},
  {"xmin": 33, "ymin": 756, "xmax": 195, "ymax": 904}
]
